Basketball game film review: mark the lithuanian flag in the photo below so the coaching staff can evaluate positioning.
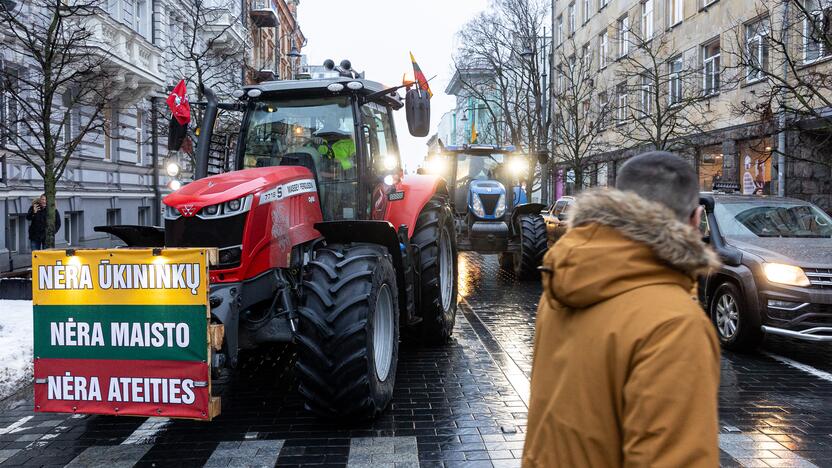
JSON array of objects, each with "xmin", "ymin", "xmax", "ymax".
[{"xmin": 410, "ymin": 52, "xmax": 433, "ymax": 98}]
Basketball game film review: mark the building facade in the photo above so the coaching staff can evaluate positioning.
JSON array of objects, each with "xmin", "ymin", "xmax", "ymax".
[
  {"xmin": 0, "ymin": 0, "xmax": 302, "ymax": 273},
  {"xmin": 550, "ymin": 0, "xmax": 832, "ymax": 210},
  {"xmin": 246, "ymin": 0, "xmax": 305, "ymax": 83}
]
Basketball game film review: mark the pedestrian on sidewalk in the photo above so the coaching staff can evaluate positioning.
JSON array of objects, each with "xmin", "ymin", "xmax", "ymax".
[
  {"xmin": 523, "ymin": 152, "xmax": 721, "ymax": 467},
  {"xmin": 26, "ymin": 194, "xmax": 60, "ymax": 251}
]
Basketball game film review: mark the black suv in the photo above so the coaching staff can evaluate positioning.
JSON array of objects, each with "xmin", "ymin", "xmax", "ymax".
[{"xmin": 699, "ymin": 193, "xmax": 832, "ymax": 351}]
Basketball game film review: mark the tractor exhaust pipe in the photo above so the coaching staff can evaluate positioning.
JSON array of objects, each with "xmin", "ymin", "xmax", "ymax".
[{"xmin": 194, "ymin": 86, "xmax": 219, "ymax": 180}]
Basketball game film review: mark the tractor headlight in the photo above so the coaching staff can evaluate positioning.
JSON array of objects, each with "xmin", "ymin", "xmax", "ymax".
[
  {"xmin": 203, "ymin": 204, "xmax": 220, "ymax": 216},
  {"xmin": 382, "ymin": 155, "xmax": 398, "ymax": 171},
  {"xmin": 509, "ymin": 157, "xmax": 528, "ymax": 175},
  {"xmin": 165, "ymin": 161, "xmax": 181, "ymax": 177},
  {"xmin": 471, "ymin": 193, "xmax": 485, "ymax": 217},
  {"xmin": 494, "ymin": 194, "xmax": 506, "ymax": 218},
  {"xmin": 426, "ymin": 157, "xmax": 447, "ymax": 174},
  {"xmin": 164, "ymin": 204, "xmax": 180, "ymax": 220},
  {"xmin": 763, "ymin": 263, "xmax": 811, "ymax": 287},
  {"xmin": 198, "ymin": 195, "xmax": 252, "ymax": 219}
]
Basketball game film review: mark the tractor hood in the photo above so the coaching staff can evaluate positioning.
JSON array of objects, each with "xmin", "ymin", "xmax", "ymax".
[
  {"xmin": 164, "ymin": 166, "xmax": 314, "ymax": 216},
  {"xmin": 469, "ymin": 180, "xmax": 505, "ymax": 195}
]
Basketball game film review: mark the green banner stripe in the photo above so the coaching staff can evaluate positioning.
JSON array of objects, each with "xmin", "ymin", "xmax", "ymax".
[{"xmin": 34, "ymin": 305, "xmax": 208, "ymax": 362}]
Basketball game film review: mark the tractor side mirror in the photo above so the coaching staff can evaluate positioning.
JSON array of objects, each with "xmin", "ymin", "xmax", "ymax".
[
  {"xmin": 536, "ymin": 150, "xmax": 549, "ymax": 165},
  {"xmin": 405, "ymin": 88, "xmax": 431, "ymax": 137},
  {"xmin": 167, "ymin": 117, "xmax": 187, "ymax": 151}
]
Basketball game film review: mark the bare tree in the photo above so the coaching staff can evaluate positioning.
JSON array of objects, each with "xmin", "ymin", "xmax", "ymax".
[
  {"xmin": 727, "ymin": 0, "xmax": 832, "ymax": 168},
  {"xmin": 550, "ymin": 39, "xmax": 612, "ymax": 188},
  {"xmin": 453, "ymin": 0, "xmax": 550, "ymax": 198},
  {"xmin": 0, "ymin": 0, "xmax": 116, "ymax": 248},
  {"xmin": 613, "ymin": 29, "xmax": 711, "ymax": 151}
]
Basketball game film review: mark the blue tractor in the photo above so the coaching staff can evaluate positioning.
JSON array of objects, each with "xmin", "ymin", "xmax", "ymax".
[{"xmin": 423, "ymin": 144, "xmax": 548, "ymax": 279}]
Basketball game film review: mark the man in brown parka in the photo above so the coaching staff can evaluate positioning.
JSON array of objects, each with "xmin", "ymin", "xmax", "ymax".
[{"xmin": 523, "ymin": 152, "xmax": 721, "ymax": 468}]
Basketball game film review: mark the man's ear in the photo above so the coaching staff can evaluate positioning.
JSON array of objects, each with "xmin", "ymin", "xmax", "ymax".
[{"xmin": 689, "ymin": 205, "xmax": 703, "ymax": 229}]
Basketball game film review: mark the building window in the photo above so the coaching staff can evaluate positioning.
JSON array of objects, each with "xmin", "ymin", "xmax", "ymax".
[
  {"xmin": 583, "ymin": 0, "xmax": 591, "ymax": 23},
  {"xmin": 804, "ymin": 0, "xmax": 832, "ymax": 62},
  {"xmin": 135, "ymin": 0, "xmax": 148, "ymax": 37},
  {"xmin": 739, "ymin": 138, "xmax": 773, "ymax": 194},
  {"xmin": 557, "ymin": 16, "xmax": 564, "ymax": 46},
  {"xmin": 642, "ymin": 0, "xmax": 654, "ymax": 39},
  {"xmin": 640, "ymin": 74, "xmax": 653, "ymax": 116},
  {"xmin": 7, "ymin": 215, "xmax": 20, "ymax": 253},
  {"xmin": 618, "ymin": 15, "xmax": 630, "ymax": 57},
  {"xmin": 599, "ymin": 30, "xmax": 609, "ymax": 68},
  {"xmin": 136, "ymin": 108, "xmax": 144, "ymax": 165},
  {"xmin": 746, "ymin": 18, "xmax": 769, "ymax": 82},
  {"xmin": 138, "ymin": 206, "xmax": 151, "ymax": 226},
  {"xmin": 616, "ymin": 82, "xmax": 628, "ymax": 124},
  {"xmin": 0, "ymin": 69, "xmax": 20, "ymax": 148},
  {"xmin": 668, "ymin": 56, "xmax": 683, "ymax": 104},
  {"xmin": 599, "ymin": 91, "xmax": 610, "ymax": 128},
  {"xmin": 668, "ymin": 0, "xmax": 683, "ymax": 26},
  {"xmin": 698, "ymin": 145, "xmax": 724, "ymax": 191},
  {"xmin": 703, "ymin": 40, "xmax": 721, "ymax": 95},
  {"xmin": 597, "ymin": 162, "xmax": 609, "ymax": 186},
  {"xmin": 582, "ymin": 43, "xmax": 591, "ymax": 69},
  {"xmin": 599, "ymin": 0, "xmax": 609, "ymax": 9},
  {"xmin": 703, "ymin": 0, "xmax": 717, "ymax": 7},
  {"xmin": 568, "ymin": 2, "xmax": 576, "ymax": 35},
  {"xmin": 106, "ymin": 208, "xmax": 121, "ymax": 241},
  {"xmin": 557, "ymin": 66, "xmax": 564, "ymax": 93}
]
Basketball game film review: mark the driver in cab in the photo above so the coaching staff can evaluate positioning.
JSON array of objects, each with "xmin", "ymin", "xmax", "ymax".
[{"xmin": 309, "ymin": 120, "xmax": 356, "ymax": 176}]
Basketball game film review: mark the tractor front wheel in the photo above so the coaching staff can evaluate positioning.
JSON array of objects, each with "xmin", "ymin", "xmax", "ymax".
[
  {"xmin": 513, "ymin": 214, "xmax": 548, "ymax": 280},
  {"xmin": 411, "ymin": 197, "xmax": 458, "ymax": 343},
  {"xmin": 295, "ymin": 243, "xmax": 399, "ymax": 419}
]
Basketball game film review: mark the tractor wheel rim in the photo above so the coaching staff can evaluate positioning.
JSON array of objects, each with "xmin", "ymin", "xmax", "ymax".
[
  {"xmin": 716, "ymin": 293, "xmax": 739, "ymax": 339},
  {"xmin": 439, "ymin": 228, "xmax": 454, "ymax": 312},
  {"xmin": 374, "ymin": 283, "xmax": 395, "ymax": 382}
]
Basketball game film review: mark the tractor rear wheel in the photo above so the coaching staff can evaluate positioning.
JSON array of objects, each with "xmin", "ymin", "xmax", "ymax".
[
  {"xmin": 411, "ymin": 197, "xmax": 458, "ymax": 343},
  {"xmin": 513, "ymin": 214, "xmax": 548, "ymax": 280},
  {"xmin": 295, "ymin": 243, "xmax": 399, "ymax": 419}
]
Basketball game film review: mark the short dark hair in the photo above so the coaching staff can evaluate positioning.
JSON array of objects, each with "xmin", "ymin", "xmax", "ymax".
[{"xmin": 616, "ymin": 151, "xmax": 699, "ymax": 220}]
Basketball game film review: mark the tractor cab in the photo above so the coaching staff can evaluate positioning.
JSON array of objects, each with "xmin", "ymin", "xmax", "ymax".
[{"xmin": 423, "ymin": 144, "xmax": 548, "ymax": 279}]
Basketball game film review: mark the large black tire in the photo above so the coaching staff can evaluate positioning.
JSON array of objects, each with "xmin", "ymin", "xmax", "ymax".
[
  {"xmin": 710, "ymin": 282, "xmax": 762, "ymax": 352},
  {"xmin": 513, "ymin": 214, "xmax": 548, "ymax": 280},
  {"xmin": 411, "ymin": 197, "xmax": 458, "ymax": 343},
  {"xmin": 295, "ymin": 243, "xmax": 399, "ymax": 419}
]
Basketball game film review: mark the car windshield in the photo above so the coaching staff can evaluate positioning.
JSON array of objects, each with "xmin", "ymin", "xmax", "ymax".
[{"xmin": 714, "ymin": 200, "xmax": 832, "ymax": 238}]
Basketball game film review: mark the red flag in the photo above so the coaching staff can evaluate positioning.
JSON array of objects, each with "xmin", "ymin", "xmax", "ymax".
[
  {"xmin": 166, "ymin": 79, "xmax": 191, "ymax": 126},
  {"xmin": 410, "ymin": 52, "xmax": 433, "ymax": 98}
]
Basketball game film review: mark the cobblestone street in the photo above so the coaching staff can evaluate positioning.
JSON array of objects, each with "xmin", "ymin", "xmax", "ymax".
[{"xmin": 1, "ymin": 253, "xmax": 832, "ymax": 467}]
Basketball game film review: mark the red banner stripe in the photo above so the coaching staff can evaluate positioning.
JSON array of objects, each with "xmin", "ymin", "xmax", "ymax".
[{"xmin": 35, "ymin": 358, "xmax": 210, "ymax": 420}]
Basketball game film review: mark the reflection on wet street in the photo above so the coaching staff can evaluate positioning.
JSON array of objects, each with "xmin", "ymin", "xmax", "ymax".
[{"xmin": 1, "ymin": 253, "xmax": 832, "ymax": 466}]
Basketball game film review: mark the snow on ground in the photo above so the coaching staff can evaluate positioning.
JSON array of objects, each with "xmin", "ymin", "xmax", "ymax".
[{"xmin": 0, "ymin": 301, "xmax": 32, "ymax": 400}]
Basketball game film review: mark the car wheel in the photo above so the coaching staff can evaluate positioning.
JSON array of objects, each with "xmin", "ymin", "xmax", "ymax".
[{"xmin": 710, "ymin": 282, "xmax": 762, "ymax": 352}]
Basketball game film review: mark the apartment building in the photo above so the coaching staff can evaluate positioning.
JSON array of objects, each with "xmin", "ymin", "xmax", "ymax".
[
  {"xmin": 551, "ymin": 0, "xmax": 832, "ymax": 209},
  {"xmin": 0, "ymin": 0, "xmax": 303, "ymax": 273},
  {"xmin": 247, "ymin": 0, "xmax": 304, "ymax": 83}
]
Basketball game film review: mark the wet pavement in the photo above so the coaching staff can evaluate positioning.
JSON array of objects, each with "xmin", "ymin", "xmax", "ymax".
[{"xmin": 3, "ymin": 253, "xmax": 832, "ymax": 467}]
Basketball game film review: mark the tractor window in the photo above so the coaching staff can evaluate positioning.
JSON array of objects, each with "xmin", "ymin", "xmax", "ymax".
[
  {"xmin": 361, "ymin": 103, "xmax": 398, "ymax": 175},
  {"xmin": 241, "ymin": 97, "xmax": 359, "ymax": 220}
]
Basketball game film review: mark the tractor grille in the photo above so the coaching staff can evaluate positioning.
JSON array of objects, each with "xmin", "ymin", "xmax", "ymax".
[
  {"xmin": 165, "ymin": 213, "xmax": 247, "ymax": 268},
  {"xmin": 478, "ymin": 194, "xmax": 500, "ymax": 215}
]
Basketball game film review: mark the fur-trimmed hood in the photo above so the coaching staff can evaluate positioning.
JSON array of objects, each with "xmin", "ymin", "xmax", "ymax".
[{"xmin": 543, "ymin": 188, "xmax": 720, "ymax": 309}]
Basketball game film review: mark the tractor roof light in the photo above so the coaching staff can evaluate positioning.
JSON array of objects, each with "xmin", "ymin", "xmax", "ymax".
[
  {"xmin": 347, "ymin": 81, "xmax": 364, "ymax": 90},
  {"xmin": 231, "ymin": 89, "xmax": 246, "ymax": 99},
  {"xmin": 327, "ymin": 83, "xmax": 345, "ymax": 92},
  {"xmin": 246, "ymin": 88, "xmax": 262, "ymax": 98}
]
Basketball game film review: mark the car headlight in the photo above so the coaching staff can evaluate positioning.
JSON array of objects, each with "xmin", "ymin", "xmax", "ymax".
[
  {"xmin": 763, "ymin": 263, "xmax": 811, "ymax": 287},
  {"xmin": 494, "ymin": 194, "xmax": 506, "ymax": 218},
  {"xmin": 471, "ymin": 193, "xmax": 485, "ymax": 217}
]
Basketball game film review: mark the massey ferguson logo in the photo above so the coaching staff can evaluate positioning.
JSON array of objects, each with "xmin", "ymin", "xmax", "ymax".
[{"xmin": 179, "ymin": 204, "xmax": 196, "ymax": 217}]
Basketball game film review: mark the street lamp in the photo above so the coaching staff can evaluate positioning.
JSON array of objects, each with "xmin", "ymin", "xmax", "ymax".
[{"xmin": 288, "ymin": 42, "xmax": 301, "ymax": 80}]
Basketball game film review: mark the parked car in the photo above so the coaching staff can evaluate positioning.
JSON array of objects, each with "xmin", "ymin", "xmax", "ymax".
[
  {"xmin": 699, "ymin": 193, "xmax": 832, "ymax": 351},
  {"xmin": 543, "ymin": 196, "xmax": 575, "ymax": 246}
]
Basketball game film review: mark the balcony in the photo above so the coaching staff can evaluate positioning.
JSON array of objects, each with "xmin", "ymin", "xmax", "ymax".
[
  {"xmin": 79, "ymin": 10, "xmax": 165, "ymax": 103},
  {"xmin": 250, "ymin": 0, "xmax": 278, "ymax": 27},
  {"xmin": 201, "ymin": 8, "xmax": 247, "ymax": 53}
]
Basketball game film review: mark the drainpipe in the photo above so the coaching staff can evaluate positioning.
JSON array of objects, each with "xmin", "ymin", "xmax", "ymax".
[
  {"xmin": 776, "ymin": 0, "xmax": 789, "ymax": 197},
  {"xmin": 151, "ymin": 97, "xmax": 161, "ymax": 225}
]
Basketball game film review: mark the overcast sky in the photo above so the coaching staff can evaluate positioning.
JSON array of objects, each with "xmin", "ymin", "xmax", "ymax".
[{"xmin": 297, "ymin": 0, "xmax": 489, "ymax": 171}]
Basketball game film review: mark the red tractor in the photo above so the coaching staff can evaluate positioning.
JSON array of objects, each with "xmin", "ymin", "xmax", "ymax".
[{"xmin": 103, "ymin": 63, "xmax": 458, "ymax": 419}]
